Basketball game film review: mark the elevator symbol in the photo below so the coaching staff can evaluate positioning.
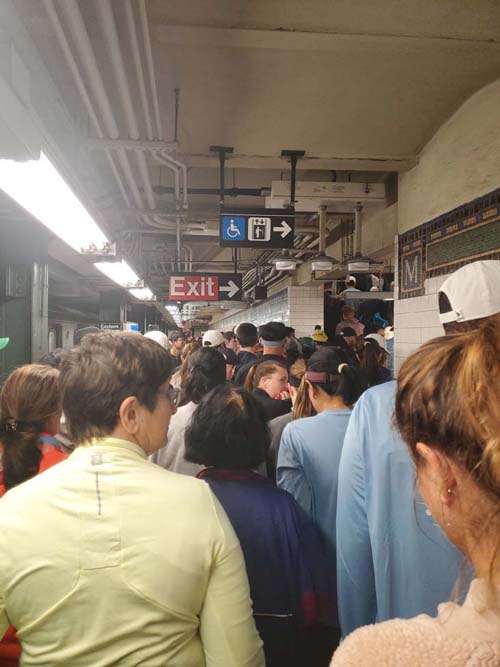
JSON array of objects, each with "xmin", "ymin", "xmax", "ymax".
[{"xmin": 248, "ymin": 217, "xmax": 271, "ymax": 241}]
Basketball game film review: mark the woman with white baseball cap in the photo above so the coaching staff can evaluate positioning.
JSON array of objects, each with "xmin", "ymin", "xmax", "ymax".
[{"xmin": 361, "ymin": 333, "xmax": 392, "ymax": 387}]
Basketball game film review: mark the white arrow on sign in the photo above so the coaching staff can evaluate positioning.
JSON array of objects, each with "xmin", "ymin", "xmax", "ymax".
[
  {"xmin": 219, "ymin": 280, "xmax": 240, "ymax": 299},
  {"xmin": 273, "ymin": 220, "xmax": 292, "ymax": 238}
]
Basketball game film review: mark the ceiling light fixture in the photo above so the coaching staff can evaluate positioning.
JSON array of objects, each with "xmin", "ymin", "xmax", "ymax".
[
  {"xmin": 0, "ymin": 152, "xmax": 110, "ymax": 254},
  {"xmin": 311, "ymin": 252, "xmax": 339, "ymax": 272},
  {"xmin": 271, "ymin": 252, "xmax": 303, "ymax": 272},
  {"xmin": 94, "ymin": 260, "xmax": 143, "ymax": 288},
  {"xmin": 129, "ymin": 287, "xmax": 156, "ymax": 301}
]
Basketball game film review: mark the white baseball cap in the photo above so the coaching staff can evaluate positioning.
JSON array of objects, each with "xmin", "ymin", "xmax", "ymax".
[
  {"xmin": 364, "ymin": 333, "xmax": 390, "ymax": 354},
  {"xmin": 144, "ymin": 330, "xmax": 170, "ymax": 350},
  {"xmin": 202, "ymin": 330, "xmax": 225, "ymax": 347},
  {"xmin": 438, "ymin": 260, "xmax": 500, "ymax": 324}
]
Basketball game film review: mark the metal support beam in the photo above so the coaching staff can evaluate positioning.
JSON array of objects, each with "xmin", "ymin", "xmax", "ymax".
[
  {"xmin": 281, "ymin": 150, "xmax": 305, "ymax": 209},
  {"xmin": 31, "ymin": 262, "xmax": 49, "ymax": 362}
]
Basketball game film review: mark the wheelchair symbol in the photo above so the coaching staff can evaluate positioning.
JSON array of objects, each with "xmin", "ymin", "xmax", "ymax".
[
  {"xmin": 227, "ymin": 220, "xmax": 241, "ymax": 238},
  {"xmin": 222, "ymin": 215, "xmax": 246, "ymax": 242}
]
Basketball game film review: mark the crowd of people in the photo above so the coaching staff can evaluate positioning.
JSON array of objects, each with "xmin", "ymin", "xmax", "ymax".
[{"xmin": 0, "ymin": 259, "xmax": 498, "ymax": 666}]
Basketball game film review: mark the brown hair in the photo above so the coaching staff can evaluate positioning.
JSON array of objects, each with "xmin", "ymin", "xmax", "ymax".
[
  {"xmin": 244, "ymin": 361, "xmax": 286, "ymax": 392},
  {"xmin": 174, "ymin": 341, "xmax": 202, "ymax": 388},
  {"xmin": 288, "ymin": 358, "xmax": 315, "ymax": 419},
  {"xmin": 59, "ymin": 332, "xmax": 173, "ymax": 444},
  {"xmin": 342, "ymin": 304, "xmax": 355, "ymax": 318},
  {"xmin": 396, "ymin": 315, "xmax": 500, "ymax": 582},
  {"xmin": 0, "ymin": 365, "xmax": 61, "ymax": 490}
]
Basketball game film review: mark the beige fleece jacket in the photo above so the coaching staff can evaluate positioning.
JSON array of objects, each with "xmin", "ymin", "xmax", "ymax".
[{"xmin": 331, "ymin": 579, "xmax": 500, "ymax": 667}]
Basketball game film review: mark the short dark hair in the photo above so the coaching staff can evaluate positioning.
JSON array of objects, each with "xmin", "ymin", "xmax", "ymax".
[
  {"xmin": 185, "ymin": 385, "xmax": 270, "ymax": 470},
  {"xmin": 307, "ymin": 347, "xmax": 366, "ymax": 406},
  {"xmin": 259, "ymin": 321, "xmax": 287, "ymax": 342},
  {"xmin": 235, "ymin": 322, "xmax": 258, "ymax": 347},
  {"xmin": 169, "ymin": 332, "xmax": 183, "ymax": 343},
  {"xmin": 223, "ymin": 331, "xmax": 235, "ymax": 342},
  {"xmin": 59, "ymin": 332, "xmax": 173, "ymax": 443},
  {"xmin": 179, "ymin": 347, "xmax": 226, "ymax": 406}
]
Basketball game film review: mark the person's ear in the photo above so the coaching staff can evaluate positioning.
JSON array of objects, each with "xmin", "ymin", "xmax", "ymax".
[
  {"xmin": 119, "ymin": 396, "xmax": 141, "ymax": 435},
  {"xmin": 416, "ymin": 442, "xmax": 457, "ymax": 505}
]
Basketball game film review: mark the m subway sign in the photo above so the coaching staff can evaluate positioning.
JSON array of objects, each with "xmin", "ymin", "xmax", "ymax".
[{"xmin": 168, "ymin": 273, "xmax": 242, "ymax": 302}]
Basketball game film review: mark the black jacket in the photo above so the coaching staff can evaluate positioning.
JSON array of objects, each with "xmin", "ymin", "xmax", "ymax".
[{"xmin": 252, "ymin": 388, "xmax": 292, "ymax": 422}]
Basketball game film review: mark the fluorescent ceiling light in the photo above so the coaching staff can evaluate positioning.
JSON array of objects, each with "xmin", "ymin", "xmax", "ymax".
[
  {"xmin": 0, "ymin": 152, "xmax": 110, "ymax": 253},
  {"xmin": 129, "ymin": 287, "xmax": 155, "ymax": 301},
  {"xmin": 95, "ymin": 260, "xmax": 142, "ymax": 288}
]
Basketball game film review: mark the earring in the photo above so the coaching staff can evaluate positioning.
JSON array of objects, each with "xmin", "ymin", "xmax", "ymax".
[{"xmin": 447, "ymin": 488, "xmax": 454, "ymax": 495}]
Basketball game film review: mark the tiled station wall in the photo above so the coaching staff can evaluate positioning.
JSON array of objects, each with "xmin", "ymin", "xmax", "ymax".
[
  {"xmin": 394, "ymin": 276, "xmax": 445, "ymax": 374},
  {"xmin": 211, "ymin": 285, "xmax": 324, "ymax": 338}
]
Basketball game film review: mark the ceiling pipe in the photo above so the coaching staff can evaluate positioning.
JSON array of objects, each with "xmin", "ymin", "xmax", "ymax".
[
  {"xmin": 58, "ymin": 0, "xmax": 144, "ymax": 209},
  {"xmin": 155, "ymin": 152, "xmax": 181, "ymax": 202},
  {"xmin": 96, "ymin": 1, "xmax": 155, "ymax": 210},
  {"xmin": 138, "ymin": 0, "xmax": 162, "ymax": 140},
  {"xmin": 124, "ymin": 0, "xmax": 154, "ymax": 140},
  {"xmin": 138, "ymin": 0, "xmax": 189, "ymax": 209},
  {"xmin": 44, "ymin": 0, "xmax": 131, "ymax": 207}
]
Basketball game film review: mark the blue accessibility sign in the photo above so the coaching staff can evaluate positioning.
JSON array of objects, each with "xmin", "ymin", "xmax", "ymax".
[{"xmin": 221, "ymin": 215, "xmax": 246, "ymax": 242}]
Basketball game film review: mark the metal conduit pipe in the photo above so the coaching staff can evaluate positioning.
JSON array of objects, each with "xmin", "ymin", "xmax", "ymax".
[
  {"xmin": 154, "ymin": 152, "xmax": 181, "ymax": 202},
  {"xmin": 124, "ymin": 0, "xmax": 154, "ymax": 141},
  {"xmin": 138, "ymin": 0, "xmax": 162, "ymax": 140},
  {"xmin": 97, "ymin": 1, "xmax": 155, "ymax": 210},
  {"xmin": 160, "ymin": 151, "xmax": 188, "ymax": 209},
  {"xmin": 44, "ymin": 0, "xmax": 132, "ymax": 208},
  {"xmin": 355, "ymin": 204, "xmax": 363, "ymax": 255},
  {"xmin": 60, "ymin": 0, "xmax": 144, "ymax": 209},
  {"xmin": 137, "ymin": 0, "xmax": 189, "ymax": 209}
]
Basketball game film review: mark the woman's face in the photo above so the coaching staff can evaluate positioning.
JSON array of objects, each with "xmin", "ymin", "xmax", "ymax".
[{"xmin": 260, "ymin": 369, "xmax": 288, "ymax": 399}]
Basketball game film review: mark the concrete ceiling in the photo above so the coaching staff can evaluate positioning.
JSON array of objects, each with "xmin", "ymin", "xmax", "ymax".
[{"xmin": 4, "ymin": 0, "xmax": 500, "ymax": 317}]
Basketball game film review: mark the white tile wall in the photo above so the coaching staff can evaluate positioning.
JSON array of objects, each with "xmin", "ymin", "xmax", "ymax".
[
  {"xmin": 288, "ymin": 286, "xmax": 324, "ymax": 338},
  {"xmin": 211, "ymin": 288, "xmax": 290, "ymax": 330},
  {"xmin": 394, "ymin": 275, "xmax": 446, "ymax": 374},
  {"xmin": 210, "ymin": 284, "xmax": 325, "ymax": 339}
]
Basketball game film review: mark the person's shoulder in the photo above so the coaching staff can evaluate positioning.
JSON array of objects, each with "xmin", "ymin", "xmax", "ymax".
[
  {"xmin": 282, "ymin": 414, "xmax": 319, "ymax": 440},
  {"xmin": 356, "ymin": 380, "xmax": 397, "ymax": 411},
  {"xmin": 330, "ymin": 615, "xmax": 483, "ymax": 667}
]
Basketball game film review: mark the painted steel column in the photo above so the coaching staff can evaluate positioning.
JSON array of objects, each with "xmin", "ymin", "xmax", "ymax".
[{"xmin": 31, "ymin": 262, "xmax": 49, "ymax": 362}]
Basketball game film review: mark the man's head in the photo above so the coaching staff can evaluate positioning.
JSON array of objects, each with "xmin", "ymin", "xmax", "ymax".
[
  {"xmin": 338, "ymin": 326, "xmax": 357, "ymax": 349},
  {"xmin": 235, "ymin": 322, "xmax": 258, "ymax": 349},
  {"xmin": 223, "ymin": 331, "xmax": 238, "ymax": 351},
  {"xmin": 144, "ymin": 330, "xmax": 169, "ymax": 350},
  {"xmin": 341, "ymin": 304, "xmax": 355, "ymax": 320},
  {"xmin": 202, "ymin": 330, "xmax": 225, "ymax": 348},
  {"xmin": 59, "ymin": 332, "xmax": 175, "ymax": 455},
  {"xmin": 258, "ymin": 321, "xmax": 288, "ymax": 354},
  {"xmin": 439, "ymin": 260, "xmax": 500, "ymax": 334},
  {"xmin": 169, "ymin": 332, "xmax": 185, "ymax": 352}
]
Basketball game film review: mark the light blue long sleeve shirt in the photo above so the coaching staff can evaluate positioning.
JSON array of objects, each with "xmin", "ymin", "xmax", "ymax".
[
  {"xmin": 336, "ymin": 381, "xmax": 463, "ymax": 638},
  {"xmin": 277, "ymin": 409, "xmax": 352, "ymax": 627}
]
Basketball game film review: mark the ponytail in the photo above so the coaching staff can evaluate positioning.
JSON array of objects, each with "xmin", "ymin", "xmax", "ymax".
[
  {"xmin": 306, "ymin": 348, "xmax": 367, "ymax": 406},
  {"xmin": 1, "ymin": 422, "xmax": 43, "ymax": 490},
  {"xmin": 0, "ymin": 364, "xmax": 61, "ymax": 491},
  {"xmin": 244, "ymin": 364, "xmax": 258, "ymax": 392},
  {"xmin": 179, "ymin": 347, "xmax": 226, "ymax": 405},
  {"xmin": 361, "ymin": 339, "xmax": 387, "ymax": 387}
]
